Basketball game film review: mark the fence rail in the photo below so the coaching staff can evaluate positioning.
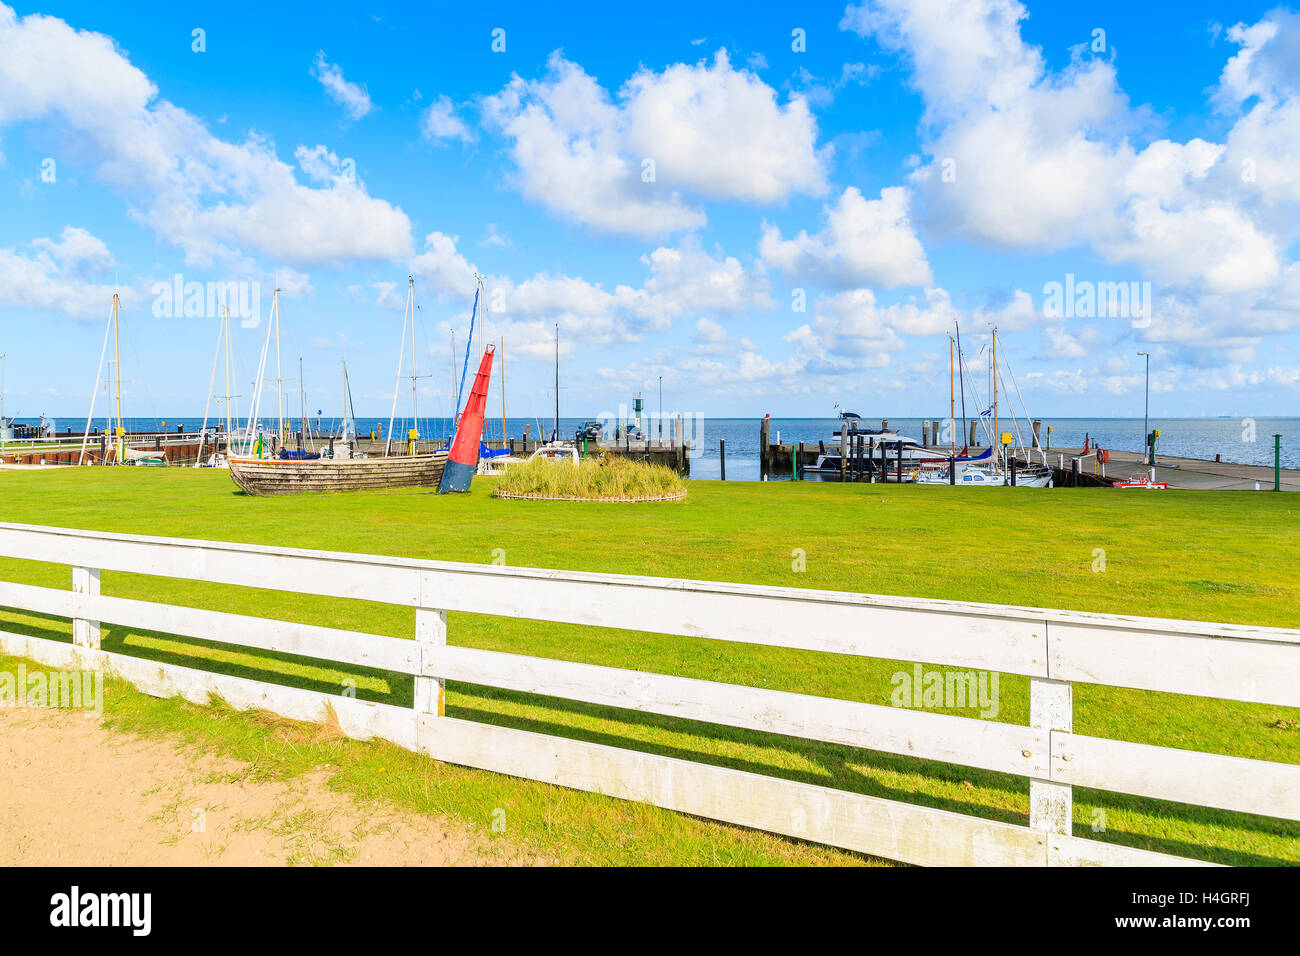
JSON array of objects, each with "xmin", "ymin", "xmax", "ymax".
[{"xmin": 0, "ymin": 521, "xmax": 1296, "ymax": 866}]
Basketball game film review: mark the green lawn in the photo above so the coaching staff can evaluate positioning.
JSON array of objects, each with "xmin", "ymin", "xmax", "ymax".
[{"xmin": 1, "ymin": 466, "xmax": 1297, "ymax": 866}]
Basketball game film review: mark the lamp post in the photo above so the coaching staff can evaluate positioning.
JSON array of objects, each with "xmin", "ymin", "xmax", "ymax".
[
  {"xmin": 1137, "ymin": 351, "xmax": 1150, "ymax": 463},
  {"xmin": 658, "ymin": 375, "xmax": 662, "ymax": 443}
]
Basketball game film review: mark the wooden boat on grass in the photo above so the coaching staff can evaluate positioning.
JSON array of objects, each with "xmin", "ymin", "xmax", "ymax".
[{"xmin": 228, "ymin": 451, "xmax": 448, "ymax": 496}]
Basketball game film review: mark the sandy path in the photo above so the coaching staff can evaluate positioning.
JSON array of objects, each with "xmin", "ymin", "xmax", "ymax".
[{"xmin": 0, "ymin": 706, "xmax": 521, "ymax": 866}]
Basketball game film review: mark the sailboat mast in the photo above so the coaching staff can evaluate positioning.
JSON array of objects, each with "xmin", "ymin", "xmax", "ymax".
[
  {"xmin": 992, "ymin": 328, "xmax": 999, "ymax": 466},
  {"xmin": 553, "ymin": 323, "xmax": 559, "ymax": 443},
  {"xmin": 221, "ymin": 306, "xmax": 230, "ymax": 443},
  {"xmin": 954, "ymin": 320, "xmax": 968, "ymax": 454},
  {"xmin": 198, "ymin": 309, "xmax": 224, "ymax": 465},
  {"xmin": 948, "ymin": 336, "xmax": 955, "ymax": 456},
  {"xmin": 272, "ymin": 286, "xmax": 283, "ymax": 446},
  {"xmin": 407, "ymin": 276, "xmax": 418, "ymax": 441},
  {"xmin": 112, "ymin": 291, "xmax": 122, "ymax": 462},
  {"xmin": 499, "ymin": 336, "xmax": 506, "ymax": 449},
  {"xmin": 385, "ymin": 279, "xmax": 410, "ymax": 458},
  {"xmin": 299, "ymin": 355, "xmax": 307, "ymax": 448}
]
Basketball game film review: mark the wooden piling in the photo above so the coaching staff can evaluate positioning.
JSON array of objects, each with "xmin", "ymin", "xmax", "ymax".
[
  {"xmin": 759, "ymin": 417, "xmax": 770, "ymax": 478},
  {"xmin": 839, "ymin": 422, "xmax": 848, "ymax": 481},
  {"xmin": 719, "ymin": 438, "xmax": 726, "ymax": 481}
]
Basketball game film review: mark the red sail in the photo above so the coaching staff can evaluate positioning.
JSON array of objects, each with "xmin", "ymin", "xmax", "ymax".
[{"xmin": 438, "ymin": 345, "xmax": 495, "ymax": 493}]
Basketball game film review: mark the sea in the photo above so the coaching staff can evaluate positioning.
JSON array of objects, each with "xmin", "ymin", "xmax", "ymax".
[{"xmin": 13, "ymin": 414, "xmax": 1299, "ymax": 481}]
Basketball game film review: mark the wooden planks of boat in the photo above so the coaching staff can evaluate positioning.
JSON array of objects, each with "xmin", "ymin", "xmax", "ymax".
[{"xmin": 228, "ymin": 451, "xmax": 449, "ymax": 496}]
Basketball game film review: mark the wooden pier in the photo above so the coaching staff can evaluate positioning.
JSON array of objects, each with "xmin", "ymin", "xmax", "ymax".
[{"xmin": 758, "ymin": 419, "xmax": 1297, "ymax": 490}]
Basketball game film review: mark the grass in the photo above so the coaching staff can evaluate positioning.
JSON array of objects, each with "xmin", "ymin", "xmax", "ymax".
[
  {"xmin": 494, "ymin": 454, "xmax": 685, "ymax": 500},
  {"xmin": 0, "ymin": 465, "xmax": 1298, "ymax": 866}
]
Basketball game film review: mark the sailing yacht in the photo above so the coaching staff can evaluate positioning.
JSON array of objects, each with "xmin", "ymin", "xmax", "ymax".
[
  {"xmin": 227, "ymin": 278, "xmax": 449, "ymax": 496},
  {"xmin": 914, "ymin": 327, "xmax": 1053, "ymax": 487},
  {"xmin": 803, "ymin": 428, "xmax": 934, "ymax": 480}
]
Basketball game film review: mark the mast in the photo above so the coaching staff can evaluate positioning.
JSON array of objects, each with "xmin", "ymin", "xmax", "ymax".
[
  {"xmin": 0, "ymin": 352, "xmax": 5, "ymax": 455},
  {"xmin": 954, "ymin": 319, "xmax": 968, "ymax": 454},
  {"xmin": 197, "ymin": 309, "xmax": 224, "ymax": 465},
  {"xmin": 112, "ymin": 291, "xmax": 122, "ymax": 463},
  {"xmin": 299, "ymin": 355, "xmax": 307, "ymax": 450},
  {"xmin": 553, "ymin": 323, "xmax": 559, "ymax": 443},
  {"xmin": 223, "ymin": 305, "xmax": 233, "ymax": 441},
  {"xmin": 992, "ymin": 327, "xmax": 999, "ymax": 468},
  {"xmin": 407, "ymin": 275, "xmax": 418, "ymax": 442},
  {"xmin": 385, "ymin": 278, "xmax": 410, "ymax": 457},
  {"xmin": 78, "ymin": 297, "xmax": 116, "ymax": 466},
  {"xmin": 948, "ymin": 335, "xmax": 955, "ymax": 456},
  {"xmin": 499, "ymin": 336, "xmax": 506, "ymax": 450},
  {"xmin": 272, "ymin": 285, "xmax": 283, "ymax": 446}
]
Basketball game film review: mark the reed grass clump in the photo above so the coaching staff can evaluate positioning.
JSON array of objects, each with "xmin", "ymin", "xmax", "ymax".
[{"xmin": 493, "ymin": 455, "xmax": 685, "ymax": 501}]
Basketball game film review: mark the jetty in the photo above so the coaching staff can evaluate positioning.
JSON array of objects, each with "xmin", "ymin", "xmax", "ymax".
[{"xmin": 759, "ymin": 418, "xmax": 1297, "ymax": 490}]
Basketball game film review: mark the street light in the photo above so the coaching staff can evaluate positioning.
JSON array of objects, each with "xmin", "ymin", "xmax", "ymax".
[
  {"xmin": 1137, "ymin": 351, "xmax": 1150, "ymax": 463},
  {"xmin": 655, "ymin": 377, "xmax": 665, "ymax": 444}
]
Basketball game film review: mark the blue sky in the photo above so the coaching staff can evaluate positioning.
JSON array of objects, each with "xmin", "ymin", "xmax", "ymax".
[{"xmin": 1, "ymin": 0, "xmax": 1298, "ymax": 424}]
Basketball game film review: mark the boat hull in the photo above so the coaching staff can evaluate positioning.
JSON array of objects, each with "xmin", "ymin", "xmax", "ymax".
[{"xmin": 228, "ymin": 452, "xmax": 448, "ymax": 496}]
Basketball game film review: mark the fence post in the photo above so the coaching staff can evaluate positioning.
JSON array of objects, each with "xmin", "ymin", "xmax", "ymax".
[
  {"xmin": 415, "ymin": 607, "xmax": 447, "ymax": 722},
  {"xmin": 415, "ymin": 573, "xmax": 448, "ymax": 742},
  {"xmin": 1030, "ymin": 676, "xmax": 1072, "ymax": 858},
  {"xmin": 72, "ymin": 566, "xmax": 101, "ymax": 649}
]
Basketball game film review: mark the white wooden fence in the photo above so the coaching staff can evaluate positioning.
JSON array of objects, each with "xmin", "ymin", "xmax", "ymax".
[{"xmin": 0, "ymin": 521, "xmax": 1295, "ymax": 866}]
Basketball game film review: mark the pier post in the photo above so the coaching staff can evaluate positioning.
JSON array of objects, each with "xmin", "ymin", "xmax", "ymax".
[
  {"xmin": 719, "ymin": 438, "xmax": 726, "ymax": 481},
  {"xmin": 948, "ymin": 457, "xmax": 955, "ymax": 485},
  {"xmin": 1032, "ymin": 419, "xmax": 1042, "ymax": 449},
  {"xmin": 674, "ymin": 415, "xmax": 685, "ymax": 473},
  {"xmin": 1275, "ymin": 434, "xmax": 1282, "ymax": 491},
  {"xmin": 759, "ymin": 417, "xmax": 769, "ymax": 477},
  {"xmin": 1010, "ymin": 456, "xmax": 1017, "ymax": 486},
  {"xmin": 840, "ymin": 422, "xmax": 848, "ymax": 481},
  {"xmin": 795, "ymin": 442, "xmax": 804, "ymax": 481}
]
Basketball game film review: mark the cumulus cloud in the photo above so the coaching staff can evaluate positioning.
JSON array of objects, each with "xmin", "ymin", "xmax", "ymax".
[
  {"xmin": 421, "ymin": 95, "xmax": 475, "ymax": 144},
  {"xmin": 408, "ymin": 231, "xmax": 769, "ymax": 352},
  {"xmin": 482, "ymin": 50, "xmax": 828, "ymax": 236},
  {"xmin": 0, "ymin": 6, "xmax": 410, "ymax": 267},
  {"xmin": 841, "ymin": 0, "xmax": 1291, "ymax": 299},
  {"xmin": 311, "ymin": 51, "xmax": 373, "ymax": 120},
  {"xmin": 0, "ymin": 227, "xmax": 122, "ymax": 317},
  {"xmin": 759, "ymin": 186, "xmax": 931, "ymax": 288}
]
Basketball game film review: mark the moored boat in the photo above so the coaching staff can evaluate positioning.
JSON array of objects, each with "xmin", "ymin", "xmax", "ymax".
[{"xmin": 228, "ymin": 451, "xmax": 448, "ymax": 496}]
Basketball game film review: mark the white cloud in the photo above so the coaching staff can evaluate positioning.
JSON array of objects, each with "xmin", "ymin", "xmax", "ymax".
[
  {"xmin": 638, "ymin": 236, "xmax": 771, "ymax": 323},
  {"xmin": 482, "ymin": 50, "xmax": 828, "ymax": 236},
  {"xmin": 621, "ymin": 50, "xmax": 828, "ymax": 203},
  {"xmin": 841, "ymin": 0, "xmax": 1291, "ymax": 299},
  {"xmin": 759, "ymin": 186, "xmax": 931, "ymax": 288},
  {"xmin": 311, "ymin": 51, "xmax": 373, "ymax": 121},
  {"xmin": 420, "ymin": 95, "xmax": 474, "ymax": 144},
  {"xmin": 478, "ymin": 223, "xmax": 512, "ymax": 249},
  {"xmin": 0, "ymin": 228, "xmax": 122, "ymax": 317},
  {"xmin": 409, "ymin": 231, "xmax": 769, "ymax": 350},
  {"xmin": 0, "ymin": 7, "xmax": 410, "ymax": 267},
  {"xmin": 31, "ymin": 226, "xmax": 114, "ymax": 275}
]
